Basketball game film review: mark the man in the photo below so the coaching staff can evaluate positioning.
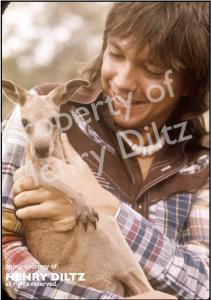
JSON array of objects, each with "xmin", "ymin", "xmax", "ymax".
[{"xmin": 3, "ymin": 2, "xmax": 209, "ymax": 299}]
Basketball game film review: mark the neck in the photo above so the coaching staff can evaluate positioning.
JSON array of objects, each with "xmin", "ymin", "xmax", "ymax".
[
  {"xmin": 128, "ymin": 123, "xmax": 163, "ymax": 146},
  {"xmin": 53, "ymin": 132, "xmax": 65, "ymax": 159}
]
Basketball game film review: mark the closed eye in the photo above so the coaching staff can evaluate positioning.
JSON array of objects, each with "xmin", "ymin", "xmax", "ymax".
[
  {"xmin": 108, "ymin": 50, "xmax": 124, "ymax": 60},
  {"xmin": 143, "ymin": 64, "xmax": 166, "ymax": 76},
  {"xmin": 144, "ymin": 67, "xmax": 165, "ymax": 77}
]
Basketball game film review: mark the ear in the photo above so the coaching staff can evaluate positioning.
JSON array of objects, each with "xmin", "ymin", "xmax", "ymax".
[
  {"xmin": 48, "ymin": 79, "xmax": 89, "ymax": 106},
  {"xmin": 2, "ymin": 80, "xmax": 30, "ymax": 105}
]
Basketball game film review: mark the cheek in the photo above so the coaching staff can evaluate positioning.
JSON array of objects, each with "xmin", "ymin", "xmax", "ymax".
[
  {"xmin": 101, "ymin": 60, "xmax": 111, "ymax": 80},
  {"xmin": 101, "ymin": 53, "xmax": 116, "ymax": 88},
  {"xmin": 144, "ymin": 79, "xmax": 166, "ymax": 101},
  {"xmin": 144, "ymin": 77, "xmax": 182, "ymax": 106}
]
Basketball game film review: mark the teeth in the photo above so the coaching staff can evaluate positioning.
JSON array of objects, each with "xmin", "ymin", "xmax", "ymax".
[
  {"xmin": 116, "ymin": 95, "xmax": 126, "ymax": 103},
  {"xmin": 112, "ymin": 97, "xmax": 123, "ymax": 105}
]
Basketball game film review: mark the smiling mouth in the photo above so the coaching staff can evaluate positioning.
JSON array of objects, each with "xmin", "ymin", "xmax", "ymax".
[
  {"xmin": 112, "ymin": 95, "xmax": 148, "ymax": 107},
  {"xmin": 132, "ymin": 99, "xmax": 148, "ymax": 105}
]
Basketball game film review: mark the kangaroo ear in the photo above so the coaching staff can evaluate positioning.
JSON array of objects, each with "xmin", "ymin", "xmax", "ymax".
[
  {"xmin": 2, "ymin": 80, "xmax": 30, "ymax": 105},
  {"xmin": 49, "ymin": 79, "xmax": 89, "ymax": 106}
]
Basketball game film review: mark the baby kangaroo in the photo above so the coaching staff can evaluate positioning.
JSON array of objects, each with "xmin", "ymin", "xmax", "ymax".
[{"xmin": 3, "ymin": 79, "xmax": 153, "ymax": 297}]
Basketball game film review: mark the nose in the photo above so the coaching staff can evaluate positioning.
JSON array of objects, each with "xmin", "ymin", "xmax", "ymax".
[
  {"xmin": 35, "ymin": 145, "xmax": 49, "ymax": 157},
  {"xmin": 113, "ymin": 63, "xmax": 137, "ymax": 94}
]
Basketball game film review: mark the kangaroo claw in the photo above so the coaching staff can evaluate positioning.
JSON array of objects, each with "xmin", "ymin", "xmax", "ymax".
[{"xmin": 75, "ymin": 206, "xmax": 99, "ymax": 231}]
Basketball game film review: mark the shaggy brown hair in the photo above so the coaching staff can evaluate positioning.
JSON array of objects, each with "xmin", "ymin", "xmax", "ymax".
[{"xmin": 84, "ymin": 2, "xmax": 209, "ymax": 138}]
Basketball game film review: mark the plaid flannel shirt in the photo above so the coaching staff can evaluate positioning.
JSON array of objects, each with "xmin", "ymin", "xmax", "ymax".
[{"xmin": 2, "ymin": 106, "xmax": 209, "ymax": 299}]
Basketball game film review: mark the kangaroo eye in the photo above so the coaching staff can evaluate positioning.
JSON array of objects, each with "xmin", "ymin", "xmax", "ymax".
[
  {"xmin": 22, "ymin": 119, "xmax": 28, "ymax": 127},
  {"xmin": 51, "ymin": 117, "xmax": 57, "ymax": 126}
]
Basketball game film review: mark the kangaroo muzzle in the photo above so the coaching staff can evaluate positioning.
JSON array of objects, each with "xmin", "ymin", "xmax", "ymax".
[{"xmin": 35, "ymin": 145, "xmax": 50, "ymax": 158}]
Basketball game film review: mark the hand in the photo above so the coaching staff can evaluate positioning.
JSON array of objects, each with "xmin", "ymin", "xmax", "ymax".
[
  {"xmin": 13, "ymin": 133, "xmax": 120, "ymax": 230},
  {"xmin": 13, "ymin": 166, "xmax": 76, "ymax": 231},
  {"xmin": 32, "ymin": 133, "xmax": 120, "ymax": 216},
  {"xmin": 126, "ymin": 290, "xmax": 177, "ymax": 299}
]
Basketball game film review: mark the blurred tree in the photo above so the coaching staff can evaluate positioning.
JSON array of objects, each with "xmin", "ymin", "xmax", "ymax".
[{"xmin": 2, "ymin": 2, "xmax": 112, "ymax": 118}]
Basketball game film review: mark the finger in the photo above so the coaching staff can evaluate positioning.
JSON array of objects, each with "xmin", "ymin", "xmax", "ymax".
[
  {"xmin": 16, "ymin": 203, "xmax": 54, "ymax": 220},
  {"xmin": 13, "ymin": 165, "xmax": 27, "ymax": 183},
  {"xmin": 14, "ymin": 188, "xmax": 48, "ymax": 208},
  {"xmin": 128, "ymin": 291, "xmax": 177, "ymax": 299},
  {"xmin": 13, "ymin": 177, "xmax": 40, "ymax": 195},
  {"xmin": 60, "ymin": 133, "xmax": 80, "ymax": 163}
]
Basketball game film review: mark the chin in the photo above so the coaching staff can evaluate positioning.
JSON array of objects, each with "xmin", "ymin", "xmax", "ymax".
[{"xmin": 112, "ymin": 114, "xmax": 144, "ymax": 130}]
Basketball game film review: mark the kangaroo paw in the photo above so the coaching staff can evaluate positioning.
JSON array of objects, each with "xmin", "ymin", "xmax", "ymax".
[{"xmin": 75, "ymin": 206, "xmax": 99, "ymax": 231}]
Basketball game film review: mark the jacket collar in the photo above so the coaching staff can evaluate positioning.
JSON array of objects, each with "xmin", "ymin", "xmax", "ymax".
[
  {"xmin": 69, "ymin": 79, "xmax": 102, "ymax": 104},
  {"xmin": 68, "ymin": 81, "xmax": 194, "ymax": 197},
  {"xmin": 136, "ymin": 141, "xmax": 188, "ymax": 199}
]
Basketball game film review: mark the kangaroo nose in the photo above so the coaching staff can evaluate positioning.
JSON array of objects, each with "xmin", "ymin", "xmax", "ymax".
[{"xmin": 35, "ymin": 145, "xmax": 49, "ymax": 157}]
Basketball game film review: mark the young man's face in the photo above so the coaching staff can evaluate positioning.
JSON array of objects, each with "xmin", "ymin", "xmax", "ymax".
[{"xmin": 101, "ymin": 38, "xmax": 187, "ymax": 131}]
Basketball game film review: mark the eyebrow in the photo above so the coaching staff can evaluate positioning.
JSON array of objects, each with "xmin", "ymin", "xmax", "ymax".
[
  {"xmin": 108, "ymin": 39, "xmax": 166, "ymax": 67},
  {"xmin": 108, "ymin": 39, "xmax": 153, "ymax": 64}
]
